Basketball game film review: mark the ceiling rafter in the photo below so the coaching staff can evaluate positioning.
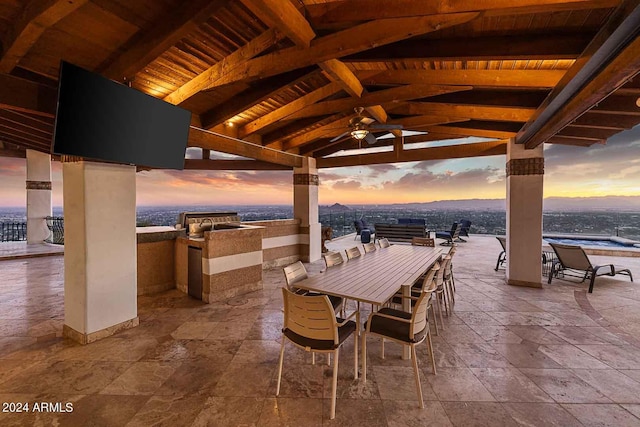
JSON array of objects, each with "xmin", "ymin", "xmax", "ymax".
[
  {"xmin": 201, "ymin": 12, "xmax": 479, "ymax": 90},
  {"xmin": 163, "ymin": 28, "xmax": 283, "ymax": 105},
  {"xmin": 388, "ymin": 103, "xmax": 537, "ymax": 122},
  {"xmin": 102, "ymin": 0, "xmax": 231, "ymax": 82},
  {"xmin": 0, "ymin": 0, "xmax": 89, "ymax": 73},
  {"xmin": 316, "ymin": 140, "xmax": 508, "ymax": 169}
]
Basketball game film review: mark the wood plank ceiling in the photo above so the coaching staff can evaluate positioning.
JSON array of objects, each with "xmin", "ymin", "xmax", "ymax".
[{"xmin": 0, "ymin": 0, "xmax": 639, "ymax": 169}]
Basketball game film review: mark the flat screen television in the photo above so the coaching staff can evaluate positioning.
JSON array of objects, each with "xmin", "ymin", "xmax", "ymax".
[{"xmin": 52, "ymin": 61, "xmax": 191, "ymax": 169}]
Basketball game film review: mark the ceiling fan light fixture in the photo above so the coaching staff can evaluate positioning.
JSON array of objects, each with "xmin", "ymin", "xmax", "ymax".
[{"xmin": 351, "ymin": 129, "xmax": 369, "ymax": 140}]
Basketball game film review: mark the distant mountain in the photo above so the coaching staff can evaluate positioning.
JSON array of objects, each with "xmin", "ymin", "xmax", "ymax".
[
  {"xmin": 337, "ymin": 196, "xmax": 640, "ymax": 211},
  {"xmin": 320, "ymin": 203, "xmax": 351, "ymax": 213}
]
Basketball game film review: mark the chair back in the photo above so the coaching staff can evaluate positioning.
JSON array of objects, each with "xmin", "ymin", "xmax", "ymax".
[
  {"xmin": 323, "ymin": 252, "xmax": 344, "ymax": 268},
  {"xmin": 451, "ymin": 223, "xmax": 462, "ymax": 240},
  {"xmin": 353, "ymin": 220, "xmax": 364, "ymax": 234},
  {"xmin": 379, "ymin": 238, "xmax": 390, "ymax": 248},
  {"xmin": 410, "ymin": 287, "xmax": 435, "ymax": 340},
  {"xmin": 418, "ymin": 262, "xmax": 440, "ymax": 292},
  {"xmin": 436, "ymin": 257, "xmax": 450, "ymax": 288},
  {"xmin": 412, "ymin": 237, "xmax": 435, "ymax": 247},
  {"xmin": 363, "ymin": 242, "xmax": 377, "ymax": 253},
  {"xmin": 549, "ymin": 242, "xmax": 592, "ymax": 271},
  {"xmin": 497, "ymin": 236, "xmax": 506, "ymax": 251},
  {"xmin": 345, "ymin": 246, "xmax": 362, "ymax": 260},
  {"xmin": 283, "ymin": 261, "xmax": 308, "ymax": 290},
  {"xmin": 281, "ymin": 288, "xmax": 338, "ymax": 344},
  {"xmin": 459, "ymin": 219, "xmax": 472, "ymax": 236}
]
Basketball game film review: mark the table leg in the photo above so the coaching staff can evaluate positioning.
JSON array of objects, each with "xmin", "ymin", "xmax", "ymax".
[{"xmin": 402, "ymin": 284, "xmax": 411, "ymax": 360}]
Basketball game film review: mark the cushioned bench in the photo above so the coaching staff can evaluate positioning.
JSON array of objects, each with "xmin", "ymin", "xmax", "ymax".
[{"xmin": 374, "ymin": 223, "xmax": 427, "ymax": 243}]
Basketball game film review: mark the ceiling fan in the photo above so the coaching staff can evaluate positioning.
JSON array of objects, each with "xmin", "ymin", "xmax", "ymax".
[{"xmin": 330, "ymin": 107, "xmax": 403, "ymax": 145}]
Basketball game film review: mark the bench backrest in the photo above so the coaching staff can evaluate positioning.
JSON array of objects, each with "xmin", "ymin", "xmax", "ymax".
[{"xmin": 374, "ymin": 223, "xmax": 426, "ymax": 242}]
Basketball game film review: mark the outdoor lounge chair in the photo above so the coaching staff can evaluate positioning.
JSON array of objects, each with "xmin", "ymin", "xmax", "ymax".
[
  {"xmin": 495, "ymin": 236, "xmax": 507, "ymax": 271},
  {"xmin": 547, "ymin": 242, "xmax": 633, "ymax": 293},
  {"xmin": 435, "ymin": 222, "xmax": 461, "ymax": 246},
  {"xmin": 458, "ymin": 219, "xmax": 472, "ymax": 242}
]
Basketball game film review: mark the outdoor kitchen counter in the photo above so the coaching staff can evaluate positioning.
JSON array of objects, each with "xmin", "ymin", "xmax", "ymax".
[
  {"xmin": 176, "ymin": 224, "xmax": 266, "ymax": 302},
  {"xmin": 136, "ymin": 226, "xmax": 181, "ymax": 295}
]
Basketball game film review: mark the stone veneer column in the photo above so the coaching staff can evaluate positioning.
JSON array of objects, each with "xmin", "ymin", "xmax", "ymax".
[
  {"xmin": 26, "ymin": 150, "xmax": 52, "ymax": 243},
  {"xmin": 294, "ymin": 157, "xmax": 321, "ymax": 263},
  {"xmin": 62, "ymin": 160, "xmax": 138, "ymax": 344},
  {"xmin": 506, "ymin": 139, "xmax": 544, "ymax": 288}
]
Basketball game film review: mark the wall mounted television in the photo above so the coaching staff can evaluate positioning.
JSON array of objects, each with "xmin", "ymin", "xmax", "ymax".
[{"xmin": 52, "ymin": 61, "xmax": 191, "ymax": 170}]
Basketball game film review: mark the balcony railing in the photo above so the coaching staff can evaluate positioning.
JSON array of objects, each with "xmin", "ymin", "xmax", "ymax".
[{"xmin": 0, "ymin": 222, "xmax": 27, "ymax": 242}]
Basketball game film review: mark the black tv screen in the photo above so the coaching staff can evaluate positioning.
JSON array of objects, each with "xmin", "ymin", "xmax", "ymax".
[{"xmin": 53, "ymin": 61, "xmax": 191, "ymax": 169}]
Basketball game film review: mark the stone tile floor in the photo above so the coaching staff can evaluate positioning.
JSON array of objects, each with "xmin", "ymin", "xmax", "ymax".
[{"xmin": 0, "ymin": 235, "xmax": 639, "ymax": 426}]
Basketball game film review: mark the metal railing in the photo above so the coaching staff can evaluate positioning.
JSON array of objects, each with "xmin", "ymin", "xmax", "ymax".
[
  {"xmin": 0, "ymin": 222, "xmax": 27, "ymax": 242},
  {"xmin": 45, "ymin": 216, "xmax": 65, "ymax": 244}
]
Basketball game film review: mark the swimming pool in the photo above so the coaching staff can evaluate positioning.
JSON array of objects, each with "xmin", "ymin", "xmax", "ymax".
[{"xmin": 543, "ymin": 237, "xmax": 632, "ymax": 248}]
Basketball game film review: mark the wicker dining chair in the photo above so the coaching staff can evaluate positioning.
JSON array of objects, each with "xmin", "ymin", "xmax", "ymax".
[
  {"xmin": 323, "ymin": 251, "xmax": 344, "ymax": 268},
  {"xmin": 283, "ymin": 261, "xmax": 343, "ymax": 311},
  {"xmin": 390, "ymin": 262, "xmax": 441, "ymax": 335},
  {"xmin": 378, "ymin": 238, "xmax": 391, "ymax": 248},
  {"xmin": 345, "ymin": 246, "xmax": 362, "ymax": 260},
  {"xmin": 362, "ymin": 287, "xmax": 437, "ymax": 409},
  {"xmin": 411, "ymin": 237, "xmax": 435, "ymax": 247},
  {"xmin": 277, "ymin": 288, "xmax": 358, "ymax": 419},
  {"xmin": 363, "ymin": 242, "xmax": 377, "ymax": 253}
]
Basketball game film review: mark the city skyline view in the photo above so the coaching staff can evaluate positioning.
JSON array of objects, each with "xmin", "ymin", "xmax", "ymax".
[{"xmin": 1, "ymin": 125, "xmax": 639, "ymax": 208}]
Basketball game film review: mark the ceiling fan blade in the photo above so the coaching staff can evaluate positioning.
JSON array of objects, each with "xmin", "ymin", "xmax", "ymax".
[
  {"xmin": 330, "ymin": 131, "xmax": 350, "ymax": 143},
  {"xmin": 369, "ymin": 124, "xmax": 403, "ymax": 130},
  {"xmin": 360, "ymin": 117, "xmax": 375, "ymax": 125},
  {"xmin": 364, "ymin": 132, "xmax": 377, "ymax": 145}
]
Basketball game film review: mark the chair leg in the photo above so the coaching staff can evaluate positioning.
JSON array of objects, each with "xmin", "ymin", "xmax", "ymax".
[
  {"xmin": 362, "ymin": 331, "xmax": 368, "ymax": 382},
  {"xmin": 435, "ymin": 294, "xmax": 445, "ymax": 330},
  {"xmin": 410, "ymin": 345, "xmax": 424, "ymax": 409},
  {"xmin": 330, "ymin": 348, "xmax": 340, "ymax": 420},
  {"xmin": 381, "ymin": 338, "xmax": 385, "ymax": 359},
  {"xmin": 430, "ymin": 305, "xmax": 439, "ymax": 336},
  {"xmin": 327, "ymin": 353, "xmax": 331, "ymax": 366},
  {"xmin": 312, "ymin": 352, "xmax": 315, "ymax": 365},
  {"xmin": 427, "ymin": 332, "xmax": 437, "ymax": 375},
  {"xmin": 354, "ymin": 311, "xmax": 360, "ymax": 380},
  {"xmin": 276, "ymin": 336, "xmax": 286, "ymax": 395}
]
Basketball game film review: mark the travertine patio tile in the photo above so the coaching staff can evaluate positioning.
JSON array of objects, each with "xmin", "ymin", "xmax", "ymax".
[{"xmin": 562, "ymin": 404, "xmax": 640, "ymax": 427}]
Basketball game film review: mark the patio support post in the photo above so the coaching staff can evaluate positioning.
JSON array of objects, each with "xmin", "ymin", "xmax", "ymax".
[
  {"xmin": 26, "ymin": 149, "xmax": 52, "ymax": 243},
  {"xmin": 62, "ymin": 160, "xmax": 138, "ymax": 344},
  {"xmin": 294, "ymin": 157, "xmax": 321, "ymax": 262},
  {"xmin": 506, "ymin": 138, "xmax": 544, "ymax": 288}
]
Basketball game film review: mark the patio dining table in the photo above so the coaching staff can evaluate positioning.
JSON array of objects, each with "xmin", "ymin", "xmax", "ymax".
[{"xmin": 294, "ymin": 244, "xmax": 442, "ymax": 359}]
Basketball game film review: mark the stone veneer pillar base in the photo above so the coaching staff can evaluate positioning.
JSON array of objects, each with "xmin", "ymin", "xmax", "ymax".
[{"xmin": 63, "ymin": 317, "xmax": 139, "ymax": 345}]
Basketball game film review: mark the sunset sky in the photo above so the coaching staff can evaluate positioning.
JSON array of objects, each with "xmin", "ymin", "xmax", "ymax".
[{"xmin": 1, "ymin": 125, "xmax": 639, "ymax": 208}]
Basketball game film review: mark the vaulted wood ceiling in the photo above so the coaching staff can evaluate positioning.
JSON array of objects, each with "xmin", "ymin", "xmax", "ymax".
[{"xmin": 1, "ymin": 0, "xmax": 639, "ymax": 169}]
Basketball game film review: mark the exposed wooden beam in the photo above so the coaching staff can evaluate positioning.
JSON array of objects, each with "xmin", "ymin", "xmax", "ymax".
[
  {"xmin": 241, "ymin": 0, "xmax": 315, "ymax": 47},
  {"xmin": 364, "ymin": 105, "xmax": 388, "ymax": 123},
  {"xmin": 184, "ymin": 159, "xmax": 291, "ymax": 170},
  {"xmin": 0, "ymin": 147, "xmax": 27, "ymax": 158},
  {"xmin": 0, "ymin": 109, "xmax": 54, "ymax": 135},
  {"xmin": 421, "ymin": 125, "xmax": 517, "ymax": 139},
  {"xmin": 102, "ymin": 0, "xmax": 230, "ymax": 81},
  {"xmin": 306, "ymin": 0, "xmax": 618, "ymax": 23},
  {"xmin": 319, "ymin": 59, "xmax": 363, "ymax": 97},
  {"xmin": 317, "ymin": 140, "xmax": 508, "ymax": 168},
  {"xmin": 0, "ymin": 74, "xmax": 56, "ymax": 117},
  {"xmin": 357, "ymin": 69, "xmax": 565, "ymax": 88},
  {"xmin": 557, "ymin": 126, "xmax": 619, "ymax": 140},
  {"xmin": 345, "ymin": 33, "xmax": 593, "ymax": 62},
  {"xmin": 547, "ymin": 136, "xmax": 604, "ymax": 146},
  {"xmin": 239, "ymin": 82, "xmax": 342, "ymax": 137},
  {"xmin": 519, "ymin": 1, "xmax": 640, "ymax": 148},
  {"xmin": 0, "ymin": 122, "xmax": 51, "ymax": 144},
  {"xmin": 188, "ymin": 127, "xmax": 302, "ymax": 168},
  {"xmin": 388, "ymin": 115, "xmax": 469, "ymax": 129},
  {"xmin": 389, "ymin": 103, "xmax": 536, "ymax": 122},
  {"xmin": 163, "ymin": 29, "xmax": 282, "ymax": 105},
  {"xmin": 203, "ymin": 13, "xmax": 479, "ymax": 90},
  {"xmin": 570, "ymin": 112, "xmax": 640, "ymax": 129},
  {"xmin": 0, "ymin": 0, "xmax": 89, "ymax": 73},
  {"xmin": 199, "ymin": 67, "xmax": 316, "ymax": 129},
  {"xmin": 279, "ymin": 114, "xmax": 351, "ymax": 151},
  {"xmin": 286, "ymin": 84, "xmax": 471, "ymax": 121},
  {"xmin": 424, "ymin": 89, "xmax": 549, "ymax": 108},
  {"xmin": 589, "ymin": 94, "xmax": 640, "ymax": 115}
]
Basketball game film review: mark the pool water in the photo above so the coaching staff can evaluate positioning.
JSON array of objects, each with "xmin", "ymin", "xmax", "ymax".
[{"xmin": 543, "ymin": 238, "xmax": 630, "ymax": 248}]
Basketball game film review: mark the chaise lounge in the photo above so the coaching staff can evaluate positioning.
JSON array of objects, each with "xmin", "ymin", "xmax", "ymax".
[{"xmin": 548, "ymin": 242, "xmax": 633, "ymax": 293}]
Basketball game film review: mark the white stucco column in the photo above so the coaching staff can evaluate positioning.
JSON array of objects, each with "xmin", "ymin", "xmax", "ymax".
[
  {"xmin": 62, "ymin": 160, "xmax": 138, "ymax": 344},
  {"xmin": 294, "ymin": 157, "xmax": 321, "ymax": 262},
  {"xmin": 506, "ymin": 139, "xmax": 544, "ymax": 288},
  {"xmin": 26, "ymin": 150, "xmax": 52, "ymax": 243}
]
